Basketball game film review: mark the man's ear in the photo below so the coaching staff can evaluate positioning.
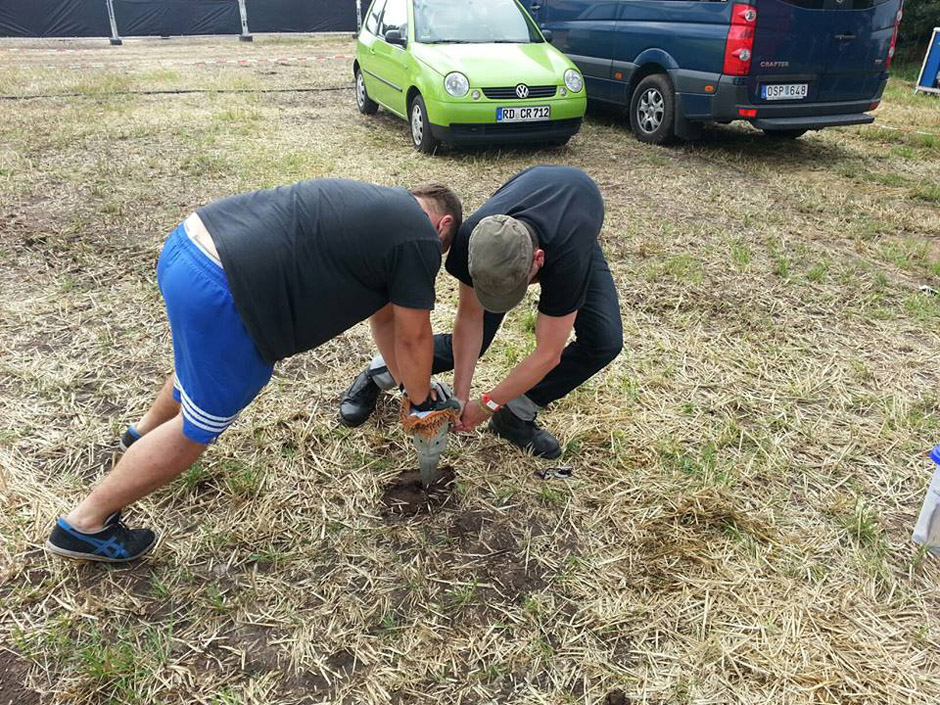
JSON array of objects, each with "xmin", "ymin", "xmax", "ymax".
[
  {"xmin": 437, "ymin": 214, "xmax": 454, "ymax": 251},
  {"xmin": 534, "ymin": 248, "xmax": 546, "ymax": 268},
  {"xmin": 437, "ymin": 214, "xmax": 453, "ymax": 236}
]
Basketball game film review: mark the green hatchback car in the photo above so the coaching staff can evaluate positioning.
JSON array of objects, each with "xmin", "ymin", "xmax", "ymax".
[{"xmin": 354, "ymin": 0, "xmax": 587, "ymax": 152}]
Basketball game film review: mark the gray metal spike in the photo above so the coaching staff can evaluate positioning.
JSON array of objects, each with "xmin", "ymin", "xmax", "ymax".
[{"xmin": 412, "ymin": 422, "xmax": 451, "ymax": 488}]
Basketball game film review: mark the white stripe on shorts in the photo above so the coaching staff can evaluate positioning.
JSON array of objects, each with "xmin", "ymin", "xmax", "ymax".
[{"xmin": 176, "ymin": 382, "xmax": 239, "ymax": 434}]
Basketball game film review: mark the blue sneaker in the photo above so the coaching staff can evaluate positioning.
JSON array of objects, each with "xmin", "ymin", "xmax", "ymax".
[{"xmin": 45, "ymin": 512, "xmax": 157, "ymax": 563}]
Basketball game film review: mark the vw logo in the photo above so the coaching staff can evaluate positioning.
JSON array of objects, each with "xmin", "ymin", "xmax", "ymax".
[{"xmin": 515, "ymin": 83, "xmax": 529, "ymax": 99}]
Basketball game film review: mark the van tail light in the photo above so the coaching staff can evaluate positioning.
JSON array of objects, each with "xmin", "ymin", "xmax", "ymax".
[
  {"xmin": 724, "ymin": 4, "xmax": 757, "ymax": 76},
  {"xmin": 885, "ymin": 6, "xmax": 903, "ymax": 71}
]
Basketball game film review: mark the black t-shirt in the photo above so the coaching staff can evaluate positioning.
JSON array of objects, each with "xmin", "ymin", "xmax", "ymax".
[
  {"xmin": 445, "ymin": 166, "xmax": 603, "ymax": 317},
  {"xmin": 198, "ymin": 179, "xmax": 441, "ymax": 364}
]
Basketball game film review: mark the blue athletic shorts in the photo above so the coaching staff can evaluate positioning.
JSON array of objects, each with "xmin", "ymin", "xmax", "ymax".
[{"xmin": 156, "ymin": 223, "xmax": 274, "ymax": 444}]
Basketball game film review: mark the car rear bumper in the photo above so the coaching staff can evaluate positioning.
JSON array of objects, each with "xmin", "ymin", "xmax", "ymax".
[
  {"xmin": 703, "ymin": 74, "xmax": 887, "ymax": 129},
  {"xmin": 430, "ymin": 118, "xmax": 583, "ymax": 145}
]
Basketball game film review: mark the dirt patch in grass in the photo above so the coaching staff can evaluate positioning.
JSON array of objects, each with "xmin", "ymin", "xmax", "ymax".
[
  {"xmin": 0, "ymin": 650, "xmax": 39, "ymax": 705},
  {"xmin": 281, "ymin": 648, "xmax": 365, "ymax": 700},
  {"xmin": 604, "ymin": 690, "xmax": 628, "ymax": 705},
  {"xmin": 225, "ymin": 624, "xmax": 281, "ymax": 674},
  {"xmin": 382, "ymin": 465, "xmax": 458, "ymax": 516}
]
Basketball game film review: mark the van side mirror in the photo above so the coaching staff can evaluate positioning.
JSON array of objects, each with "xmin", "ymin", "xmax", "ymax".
[
  {"xmin": 541, "ymin": 29, "xmax": 553, "ymax": 43},
  {"xmin": 385, "ymin": 29, "xmax": 406, "ymax": 46}
]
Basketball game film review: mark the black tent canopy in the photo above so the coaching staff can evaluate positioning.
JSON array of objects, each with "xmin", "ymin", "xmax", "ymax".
[{"xmin": 0, "ymin": 0, "xmax": 356, "ymax": 38}]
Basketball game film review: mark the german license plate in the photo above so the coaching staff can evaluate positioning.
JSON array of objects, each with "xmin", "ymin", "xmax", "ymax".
[
  {"xmin": 762, "ymin": 83, "xmax": 808, "ymax": 101},
  {"xmin": 496, "ymin": 105, "xmax": 550, "ymax": 122}
]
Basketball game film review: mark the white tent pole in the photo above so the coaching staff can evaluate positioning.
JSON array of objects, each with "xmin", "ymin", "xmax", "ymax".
[
  {"xmin": 237, "ymin": 0, "xmax": 253, "ymax": 42},
  {"xmin": 105, "ymin": 0, "xmax": 122, "ymax": 45},
  {"xmin": 356, "ymin": 0, "xmax": 363, "ymax": 32}
]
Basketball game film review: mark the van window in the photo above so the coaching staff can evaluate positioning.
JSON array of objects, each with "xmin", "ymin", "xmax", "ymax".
[{"xmin": 541, "ymin": 0, "xmax": 618, "ymax": 21}]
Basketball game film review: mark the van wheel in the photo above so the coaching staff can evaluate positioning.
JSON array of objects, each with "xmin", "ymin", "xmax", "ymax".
[
  {"xmin": 762, "ymin": 128, "xmax": 807, "ymax": 140},
  {"xmin": 629, "ymin": 74, "xmax": 676, "ymax": 145},
  {"xmin": 410, "ymin": 94, "xmax": 440, "ymax": 154},
  {"xmin": 355, "ymin": 67, "xmax": 378, "ymax": 115}
]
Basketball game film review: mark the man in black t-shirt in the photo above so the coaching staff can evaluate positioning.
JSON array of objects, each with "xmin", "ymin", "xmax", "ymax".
[
  {"xmin": 46, "ymin": 179, "xmax": 462, "ymax": 563},
  {"xmin": 340, "ymin": 166, "xmax": 623, "ymax": 459}
]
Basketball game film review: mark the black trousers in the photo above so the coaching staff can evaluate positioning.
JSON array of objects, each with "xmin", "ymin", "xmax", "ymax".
[{"xmin": 431, "ymin": 243, "xmax": 623, "ymax": 408}]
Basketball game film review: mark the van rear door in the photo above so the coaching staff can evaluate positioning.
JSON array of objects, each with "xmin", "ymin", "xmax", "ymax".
[
  {"xmin": 750, "ymin": 0, "xmax": 901, "ymax": 104},
  {"xmin": 750, "ymin": 0, "xmax": 831, "ymax": 101},
  {"xmin": 820, "ymin": 0, "xmax": 900, "ymax": 102}
]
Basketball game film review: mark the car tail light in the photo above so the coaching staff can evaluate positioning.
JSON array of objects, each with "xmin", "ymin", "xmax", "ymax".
[
  {"xmin": 885, "ymin": 6, "xmax": 903, "ymax": 71},
  {"xmin": 724, "ymin": 4, "xmax": 757, "ymax": 76},
  {"xmin": 739, "ymin": 108, "xmax": 758, "ymax": 118},
  {"xmin": 869, "ymin": 101, "xmax": 881, "ymax": 111}
]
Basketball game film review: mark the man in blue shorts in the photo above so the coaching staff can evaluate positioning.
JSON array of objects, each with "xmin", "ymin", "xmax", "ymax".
[{"xmin": 46, "ymin": 179, "xmax": 462, "ymax": 563}]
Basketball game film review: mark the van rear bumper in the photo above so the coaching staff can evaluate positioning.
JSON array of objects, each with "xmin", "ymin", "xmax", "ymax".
[
  {"xmin": 753, "ymin": 114, "xmax": 874, "ymax": 130},
  {"xmin": 706, "ymin": 74, "xmax": 886, "ymax": 129}
]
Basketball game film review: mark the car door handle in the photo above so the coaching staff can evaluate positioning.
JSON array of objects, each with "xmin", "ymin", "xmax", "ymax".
[
  {"xmin": 530, "ymin": 3, "xmax": 541, "ymax": 10},
  {"xmin": 835, "ymin": 33, "xmax": 857, "ymax": 42}
]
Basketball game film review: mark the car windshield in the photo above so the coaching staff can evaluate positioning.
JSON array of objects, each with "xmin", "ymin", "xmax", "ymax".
[{"xmin": 414, "ymin": 0, "xmax": 542, "ymax": 44}]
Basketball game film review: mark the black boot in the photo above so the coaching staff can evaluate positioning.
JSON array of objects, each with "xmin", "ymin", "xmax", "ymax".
[
  {"xmin": 339, "ymin": 368, "xmax": 381, "ymax": 427},
  {"xmin": 489, "ymin": 407, "xmax": 562, "ymax": 459}
]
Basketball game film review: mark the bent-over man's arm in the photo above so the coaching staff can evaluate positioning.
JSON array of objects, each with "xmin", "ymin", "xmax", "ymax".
[
  {"xmin": 452, "ymin": 283, "xmax": 485, "ymax": 404},
  {"xmin": 458, "ymin": 309, "xmax": 576, "ymax": 430},
  {"xmin": 369, "ymin": 303, "xmax": 397, "ymax": 377},
  {"xmin": 379, "ymin": 235, "xmax": 441, "ymax": 405},
  {"xmin": 391, "ymin": 304, "xmax": 433, "ymax": 405}
]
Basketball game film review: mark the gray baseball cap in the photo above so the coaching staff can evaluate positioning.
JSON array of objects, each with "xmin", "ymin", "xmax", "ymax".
[{"xmin": 468, "ymin": 215, "xmax": 534, "ymax": 313}]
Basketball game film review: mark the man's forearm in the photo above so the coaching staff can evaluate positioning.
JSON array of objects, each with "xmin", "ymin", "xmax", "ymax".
[
  {"xmin": 487, "ymin": 349, "xmax": 559, "ymax": 407},
  {"xmin": 369, "ymin": 307, "xmax": 400, "ymax": 383},
  {"xmin": 452, "ymin": 310, "xmax": 484, "ymax": 402},
  {"xmin": 396, "ymin": 326, "xmax": 433, "ymax": 404}
]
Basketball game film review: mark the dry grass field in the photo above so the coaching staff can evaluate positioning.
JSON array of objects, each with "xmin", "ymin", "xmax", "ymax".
[{"xmin": 1, "ymin": 35, "xmax": 939, "ymax": 705}]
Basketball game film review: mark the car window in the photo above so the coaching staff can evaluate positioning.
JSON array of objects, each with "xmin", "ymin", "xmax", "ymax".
[
  {"xmin": 414, "ymin": 0, "xmax": 541, "ymax": 44},
  {"xmin": 380, "ymin": 0, "xmax": 408, "ymax": 37},
  {"xmin": 365, "ymin": 0, "xmax": 387, "ymax": 35}
]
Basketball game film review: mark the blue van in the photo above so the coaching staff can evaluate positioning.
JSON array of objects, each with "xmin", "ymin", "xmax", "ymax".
[{"xmin": 529, "ymin": 0, "xmax": 904, "ymax": 143}]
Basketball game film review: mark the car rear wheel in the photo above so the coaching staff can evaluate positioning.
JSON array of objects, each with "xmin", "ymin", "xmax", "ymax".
[
  {"xmin": 355, "ymin": 68, "xmax": 378, "ymax": 115},
  {"xmin": 762, "ymin": 128, "xmax": 807, "ymax": 140},
  {"xmin": 410, "ymin": 94, "xmax": 440, "ymax": 154},
  {"xmin": 629, "ymin": 74, "xmax": 676, "ymax": 145}
]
